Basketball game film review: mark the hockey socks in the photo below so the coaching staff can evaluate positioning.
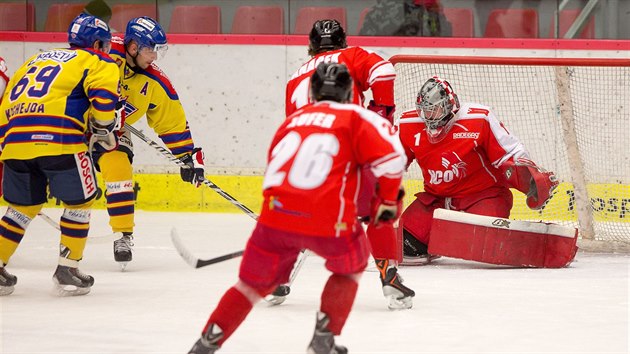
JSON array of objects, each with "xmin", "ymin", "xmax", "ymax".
[
  {"xmin": 205, "ymin": 286, "xmax": 254, "ymax": 346},
  {"xmin": 319, "ymin": 274, "xmax": 359, "ymax": 335},
  {"xmin": 366, "ymin": 223, "xmax": 400, "ymax": 261}
]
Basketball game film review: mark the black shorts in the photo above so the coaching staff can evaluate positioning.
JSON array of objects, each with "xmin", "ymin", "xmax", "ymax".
[{"xmin": 2, "ymin": 152, "xmax": 98, "ymax": 206}]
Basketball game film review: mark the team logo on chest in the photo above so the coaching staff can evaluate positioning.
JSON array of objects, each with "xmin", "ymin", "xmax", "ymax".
[{"xmin": 427, "ymin": 151, "xmax": 467, "ymax": 185}]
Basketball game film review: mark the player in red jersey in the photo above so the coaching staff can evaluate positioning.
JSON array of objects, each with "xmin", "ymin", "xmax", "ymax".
[
  {"xmin": 0, "ymin": 56, "xmax": 8, "ymax": 198},
  {"xmin": 188, "ymin": 63, "xmax": 406, "ymax": 354},
  {"xmin": 398, "ymin": 76, "xmax": 558, "ymax": 265},
  {"xmin": 274, "ymin": 19, "xmax": 415, "ymax": 310}
]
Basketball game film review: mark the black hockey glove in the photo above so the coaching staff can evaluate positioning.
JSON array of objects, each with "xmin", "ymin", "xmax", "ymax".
[{"xmin": 179, "ymin": 147, "xmax": 205, "ymax": 187}]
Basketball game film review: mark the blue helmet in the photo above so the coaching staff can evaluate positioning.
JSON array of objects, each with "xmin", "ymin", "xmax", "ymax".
[
  {"xmin": 124, "ymin": 16, "xmax": 167, "ymax": 53},
  {"xmin": 68, "ymin": 14, "xmax": 111, "ymax": 49}
]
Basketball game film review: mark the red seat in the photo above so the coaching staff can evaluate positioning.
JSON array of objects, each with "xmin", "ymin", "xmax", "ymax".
[
  {"xmin": 169, "ymin": 6, "xmax": 221, "ymax": 34},
  {"xmin": 443, "ymin": 7, "xmax": 474, "ymax": 37},
  {"xmin": 0, "ymin": 2, "xmax": 35, "ymax": 31},
  {"xmin": 293, "ymin": 7, "xmax": 347, "ymax": 34},
  {"xmin": 231, "ymin": 6, "xmax": 284, "ymax": 34},
  {"xmin": 548, "ymin": 9, "xmax": 594, "ymax": 39},
  {"xmin": 484, "ymin": 9, "xmax": 538, "ymax": 38},
  {"xmin": 44, "ymin": 3, "xmax": 86, "ymax": 32},
  {"xmin": 109, "ymin": 4, "xmax": 157, "ymax": 33}
]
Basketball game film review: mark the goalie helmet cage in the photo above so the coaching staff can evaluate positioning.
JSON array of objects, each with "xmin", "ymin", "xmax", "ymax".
[{"xmin": 391, "ymin": 55, "xmax": 630, "ymax": 253}]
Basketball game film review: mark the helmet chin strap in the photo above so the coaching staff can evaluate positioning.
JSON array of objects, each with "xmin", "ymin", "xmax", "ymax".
[{"xmin": 125, "ymin": 46, "xmax": 140, "ymax": 68}]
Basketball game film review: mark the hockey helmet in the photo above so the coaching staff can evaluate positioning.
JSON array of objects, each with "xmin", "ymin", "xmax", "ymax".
[
  {"xmin": 416, "ymin": 76, "xmax": 460, "ymax": 141},
  {"xmin": 310, "ymin": 63, "xmax": 353, "ymax": 103},
  {"xmin": 309, "ymin": 19, "xmax": 347, "ymax": 55},
  {"xmin": 68, "ymin": 14, "xmax": 112, "ymax": 52},
  {"xmin": 124, "ymin": 17, "xmax": 168, "ymax": 58}
]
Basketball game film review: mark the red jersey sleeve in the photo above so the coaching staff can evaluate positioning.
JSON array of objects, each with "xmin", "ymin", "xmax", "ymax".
[{"xmin": 344, "ymin": 47, "xmax": 396, "ymax": 106}]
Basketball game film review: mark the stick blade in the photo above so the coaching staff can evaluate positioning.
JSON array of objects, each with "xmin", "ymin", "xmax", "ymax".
[{"xmin": 170, "ymin": 227, "xmax": 200, "ymax": 268}]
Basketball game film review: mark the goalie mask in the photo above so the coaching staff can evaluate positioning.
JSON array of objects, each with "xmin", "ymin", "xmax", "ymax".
[
  {"xmin": 416, "ymin": 76, "xmax": 460, "ymax": 143},
  {"xmin": 310, "ymin": 62, "xmax": 353, "ymax": 103}
]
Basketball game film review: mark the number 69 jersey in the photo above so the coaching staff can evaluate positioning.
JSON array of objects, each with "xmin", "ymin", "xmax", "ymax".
[
  {"xmin": 259, "ymin": 101, "xmax": 406, "ymax": 238},
  {"xmin": 0, "ymin": 48, "xmax": 119, "ymax": 160}
]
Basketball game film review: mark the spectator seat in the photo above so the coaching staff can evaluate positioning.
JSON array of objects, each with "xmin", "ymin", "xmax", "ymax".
[
  {"xmin": 293, "ymin": 7, "xmax": 347, "ymax": 34},
  {"xmin": 169, "ymin": 5, "xmax": 221, "ymax": 34},
  {"xmin": 231, "ymin": 6, "xmax": 284, "ymax": 34},
  {"xmin": 484, "ymin": 8, "xmax": 538, "ymax": 38}
]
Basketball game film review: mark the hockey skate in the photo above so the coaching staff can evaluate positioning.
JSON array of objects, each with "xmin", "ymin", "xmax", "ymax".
[
  {"xmin": 0, "ymin": 266, "xmax": 17, "ymax": 296},
  {"xmin": 52, "ymin": 264, "xmax": 94, "ymax": 296},
  {"xmin": 113, "ymin": 233, "xmax": 134, "ymax": 270},
  {"xmin": 307, "ymin": 312, "xmax": 347, "ymax": 354},
  {"xmin": 188, "ymin": 324, "xmax": 223, "ymax": 354},
  {"xmin": 401, "ymin": 231, "xmax": 440, "ymax": 266},
  {"xmin": 376, "ymin": 259, "xmax": 415, "ymax": 310},
  {"xmin": 264, "ymin": 284, "xmax": 291, "ymax": 306}
]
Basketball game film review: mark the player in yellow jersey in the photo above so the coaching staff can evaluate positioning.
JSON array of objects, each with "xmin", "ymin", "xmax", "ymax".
[
  {"xmin": 0, "ymin": 15, "xmax": 120, "ymax": 296},
  {"xmin": 0, "ymin": 56, "xmax": 9, "ymax": 198},
  {"xmin": 93, "ymin": 16, "xmax": 205, "ymax": 269}
]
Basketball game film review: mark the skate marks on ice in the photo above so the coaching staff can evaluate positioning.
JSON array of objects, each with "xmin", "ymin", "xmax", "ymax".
[{"xmin": 1, "ymin": 209, "xmax": 628, "ymax": 354}]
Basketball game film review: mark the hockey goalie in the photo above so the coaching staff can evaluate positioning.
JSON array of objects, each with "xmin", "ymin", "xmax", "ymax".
[{"xmin": 397, "ymin": 76, "xmax": 577, "ymax": 268}]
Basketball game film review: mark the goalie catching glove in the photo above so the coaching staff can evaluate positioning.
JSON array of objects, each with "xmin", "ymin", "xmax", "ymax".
[
  {"xmin": 501, "ymin": 157, "xmax": 558, "ymax": 210},
  {"xmin": 179, "ymin": 147, "xmax": 205, "ymax": 187}
]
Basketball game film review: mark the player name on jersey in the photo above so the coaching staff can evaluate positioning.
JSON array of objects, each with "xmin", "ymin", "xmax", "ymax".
[
  {"xmin": 286, "ymin": 112, "xmax": 336, "ymax": 129},
  {"xmin": 4, "ymin": 102, "xmax": 45, "ymax": 119}
]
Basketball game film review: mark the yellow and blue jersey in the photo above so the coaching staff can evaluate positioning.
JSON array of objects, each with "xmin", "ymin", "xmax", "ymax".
[
  {"xmin": 110, "ymin": 37, "xmax": 195, "ymax": 156},
  {"xmin": 0, "ymin": 47, "xmax": 119, "ymax": 160}
]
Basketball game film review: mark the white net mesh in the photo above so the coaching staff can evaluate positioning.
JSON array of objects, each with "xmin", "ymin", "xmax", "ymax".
[{"xmin": 392, "ymin": 56, "xmax": 630, "ymax": 252}]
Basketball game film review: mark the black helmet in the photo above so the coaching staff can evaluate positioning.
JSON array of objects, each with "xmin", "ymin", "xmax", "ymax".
[
  {"xmin": 310, "ymin": 62, "xmax": 353, "ymax": 103},
  {"xmin": 309, "ymin": 19, "xmax": 347, "ymax": 55}
]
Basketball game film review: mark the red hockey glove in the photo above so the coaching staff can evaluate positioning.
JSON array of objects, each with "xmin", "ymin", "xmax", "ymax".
[
  {"xmin": 369, "ymin": 187, "xmax": 405, "ymax": 226},
  {"xmin": 367, "ymin": 100, "xmax": 396, "ymax": 124},
  {"xmin": 179, "ymin": 147, "xmax": 205, "ymax": 187},
  {"xmin": 502, "ymin": 157, "xmax": 558, "ymax": 210}
]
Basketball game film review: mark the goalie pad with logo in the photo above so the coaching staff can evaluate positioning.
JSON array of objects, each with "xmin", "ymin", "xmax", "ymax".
[{"xmin": 428, "ymin": 209, "xmax": 578, "ymax": 268}]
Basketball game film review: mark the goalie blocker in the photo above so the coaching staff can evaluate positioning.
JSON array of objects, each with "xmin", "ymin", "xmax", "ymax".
[{"xmin": 428, "ymin": 209, "xmax": 578, "ymax": 268}]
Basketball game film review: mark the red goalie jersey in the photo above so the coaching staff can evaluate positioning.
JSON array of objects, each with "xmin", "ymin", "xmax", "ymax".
[
  {"xmin": 398, "ymin": 103, "xmax": 529, "ymax": 197},
  {"xmin": 259, "ymin": 101, "xmax": 406, "ymax": 238},
  {"xmin": 285, "ymin": 47, "xmax": 396, "ymax": 117}
]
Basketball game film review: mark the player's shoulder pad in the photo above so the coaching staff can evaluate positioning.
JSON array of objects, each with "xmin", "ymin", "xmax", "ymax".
[
  {"xmin": 142, "ymin": 63, "xmax": 178, "ymax": 99},
  {"xmin": 82, "ymin": 48, "xmax": 116, "ymax": 63}
]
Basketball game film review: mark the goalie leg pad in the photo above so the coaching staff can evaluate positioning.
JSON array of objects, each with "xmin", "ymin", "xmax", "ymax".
[
  {"xmin": 400, "ymin": 196, "xmax": 439, "ymax": 245},
  {"xmin": 428, "ymin": 209, "xmax": 578, "ymax": 268}
]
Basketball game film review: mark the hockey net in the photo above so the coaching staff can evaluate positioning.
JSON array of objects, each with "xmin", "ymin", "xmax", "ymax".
[{"xmin": 391, "ymin": 55, "xmax": 630, "ymax": 253}]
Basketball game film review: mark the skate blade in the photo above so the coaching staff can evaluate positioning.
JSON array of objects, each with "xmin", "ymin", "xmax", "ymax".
[
  {"xmin": 118, "ymin": 261, "xmax": 129, "ymax": 271},
  {"xmin": 52, "ymin": 282, "xmax": 91, "ymax": 297},
  {"xmin": 400, "ymin": 255, "xmax": 441, "ymax": 266},
  {"xmin": 386, "ymin": 295, "xmax": 413, "ymax": 310},
  {"xmin": 264, "ymin": 295, "xmax": 287, "ymax": 306},
  {"xmin": 0, "ymin": 286, "xmax": 15, "ymax": 296}
]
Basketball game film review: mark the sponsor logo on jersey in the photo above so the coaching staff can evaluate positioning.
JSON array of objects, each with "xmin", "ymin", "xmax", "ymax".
[
  {"xmin": 106, "ymin": 180, "xmax": 134, "ymax": 193},
  {"xmin": 123, "ymin": 99, "xmax": 138, "ymax": 118},
  {"xmin": 76, "ymin": 151, "xmax": 96, "ymax": 196},
  {"xmin": 428, "ymin": 151, "xmax": 467, "ymax": 185},
  {"xmin": 492, "ymin": 219, "xmax": 511, "ymax": 228},
  {"xmin": 452, "ymin": 132, "xmax": 480, "ymax": 139},
  {"xmin": 31, "ymin": 134, "xmax": 54, "ymax": 141},
  {"xmin": 29, "ymin": 50, "xmax": 77, "ymax": 65}
]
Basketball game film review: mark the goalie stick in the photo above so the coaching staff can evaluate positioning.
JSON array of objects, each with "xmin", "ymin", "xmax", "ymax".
[{"xmin": 124, "ymin": 123, "xmax": 258, "ymax": 221}]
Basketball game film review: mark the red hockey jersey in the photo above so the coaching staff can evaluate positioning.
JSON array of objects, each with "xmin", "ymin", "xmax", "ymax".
[
  {"xmin": 259, "ymin": 101, "xmax": 406, "ymax": 237},
  {"xmin": 285, "ymin": 47, "xmax": 396, "ymax": 117},
  {"xmin": 398, "ymin": 103, "xmax": 529, "ymax": 198}
]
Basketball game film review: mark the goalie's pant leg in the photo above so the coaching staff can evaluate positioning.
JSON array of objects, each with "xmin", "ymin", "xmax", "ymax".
[
  {"xmin": 400, "ymin": 192, "xmax": 442, "ymax": 246},
  {"xmin": 97, "ymin": 150, "xmax": 135, "ymax": 233}
]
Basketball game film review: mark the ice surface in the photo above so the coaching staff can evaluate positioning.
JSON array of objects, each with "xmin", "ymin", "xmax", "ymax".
[{"xmin": 1, "ymin": 209, "xmax": 628, "ymax": 353}]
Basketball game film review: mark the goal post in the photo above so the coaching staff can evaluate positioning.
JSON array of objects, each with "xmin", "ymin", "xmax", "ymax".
[{"xmin": 391, "ymin": 55, "xmax": 630, "ymax": 253}]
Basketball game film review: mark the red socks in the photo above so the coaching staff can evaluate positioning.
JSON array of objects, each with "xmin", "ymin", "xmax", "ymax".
[
  {"xmin": 320, "ymin": 274, "xmax": 359, "ymax": 335},
  {"xmin": 204, "ymin": 287, "xmax": 254, "ymax": 345}
]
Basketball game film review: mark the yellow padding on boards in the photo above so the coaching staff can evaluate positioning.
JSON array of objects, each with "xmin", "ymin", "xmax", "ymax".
[{"xmin": 0, "ymin": 174, "xmax": 264, "ymax": 214}]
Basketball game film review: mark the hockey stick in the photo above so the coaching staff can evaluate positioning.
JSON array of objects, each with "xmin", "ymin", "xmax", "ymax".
[
  {"xmin": 124, "ymin": 123, "xmax": 258, "ymax": 221},
  {"xmin": 170, "ymin": 227, "xmax": 243, "ymax": 268},
  {"xmin": 37, "ymin": 211, "xmax": 118, "ymax": 244}
]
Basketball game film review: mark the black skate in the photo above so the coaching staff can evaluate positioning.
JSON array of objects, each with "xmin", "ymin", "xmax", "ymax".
[
  {"xmin": 307, "ymin": 312, "xmax": 347, "ymax": 354},
  {"xmin": 188, "ymin": 324, "xmax": 223, "ymax": 354},
  {"xmin": 113, "ymin": 233, "xmax": 134, "ymax": 270},
  {"xmin": 264, "ymin": 284, "xmax": 291, "ymax": 305},
  {"xmin": 52, "ymin": 265, "xmax": 94, "ymax": 296},
  {"xmin": 0, "ymin": 266, "xmax": 17, "ymax": 296},
  {"xmin": 376, "ymin": 259, "xmax": 415, "ymax": 310},
  {"xmin": 401, "ymin": 230, "xmax": 440, "ymax": 266}
]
